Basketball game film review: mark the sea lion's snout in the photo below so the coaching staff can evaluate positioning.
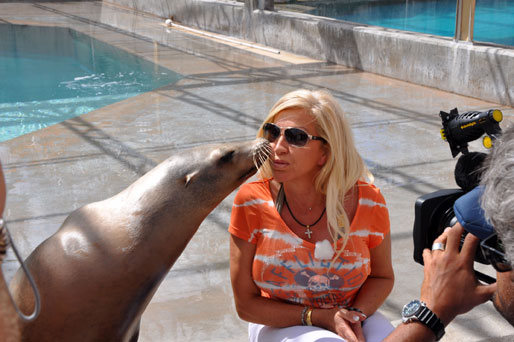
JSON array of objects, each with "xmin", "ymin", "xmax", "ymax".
[
  {"xmin": 238, "ymin": 138, "xmax": 270, "ymax": 181},
  {"xmin": 253, "ymin": 138, "xmax": 271, "ymax": 170},
  {"xmin": 185, "ymin": 139, "xmax": 270, "ymax": 186}
]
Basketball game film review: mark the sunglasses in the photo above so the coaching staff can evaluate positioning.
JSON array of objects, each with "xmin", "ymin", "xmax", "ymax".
[
  {"xmin": 263, "ymin": 122, "xmax": 326, "ymax": 147},
  {"xmin": 480, "ymin": 232, "xmax": 512, "ymax": 273}
]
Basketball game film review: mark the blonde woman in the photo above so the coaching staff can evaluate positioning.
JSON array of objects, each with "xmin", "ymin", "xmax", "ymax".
[{"xmin": 229, "ymin": 89, "xmax": 394, "ymax": 342}]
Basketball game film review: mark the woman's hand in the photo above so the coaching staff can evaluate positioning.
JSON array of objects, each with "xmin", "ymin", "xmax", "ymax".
[
  {"xmin": 334, "ymin": 308, "xmax": 366, "ymax": 342},
  {"xmin": 314, "ymin": 307, "xmax": 367, "ymax": 342}
]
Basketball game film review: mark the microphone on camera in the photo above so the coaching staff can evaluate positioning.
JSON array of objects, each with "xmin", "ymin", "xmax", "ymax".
[
  {"xmin": 453, "ymin": 186, "xmax": 494, "ymax": 240},
  {"xmin": 454, "ymin": 152, "xmax": 487, "ymax": 192}
]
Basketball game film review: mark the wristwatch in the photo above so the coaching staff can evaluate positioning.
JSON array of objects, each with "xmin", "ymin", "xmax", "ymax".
[{"xmin": 402, "ymin": 300, "xmax": 445, "ymax": 341}]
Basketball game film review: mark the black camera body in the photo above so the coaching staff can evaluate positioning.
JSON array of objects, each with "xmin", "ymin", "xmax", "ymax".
[
  {"xmin": 413, "ymin": 188, "xmax": 463, "ymax": 265},
  {"xmin": 412, "ymin": 108, "xmax": 503, "ymax": 284}
]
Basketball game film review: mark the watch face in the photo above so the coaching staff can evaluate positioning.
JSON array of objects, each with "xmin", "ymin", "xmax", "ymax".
[{"xmin": 402, "ymin": 300, "xmax": 422, "ymax": 317}]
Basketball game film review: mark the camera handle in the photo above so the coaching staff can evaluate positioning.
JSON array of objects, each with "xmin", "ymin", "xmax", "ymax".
[{"xmin": 475, "ymin": 270, "xmax": 495, "ymax": 285}]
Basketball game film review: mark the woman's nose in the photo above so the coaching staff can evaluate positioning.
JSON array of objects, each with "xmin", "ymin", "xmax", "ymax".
[{"xmin": 272, "ymin": 132, "xmax": 288, "ymax": 153}]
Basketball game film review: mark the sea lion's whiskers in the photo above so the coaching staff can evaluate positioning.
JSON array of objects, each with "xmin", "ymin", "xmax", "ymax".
[{"xmin": 252, "ymin": 141, "xmax": 271, "ymax": 170}]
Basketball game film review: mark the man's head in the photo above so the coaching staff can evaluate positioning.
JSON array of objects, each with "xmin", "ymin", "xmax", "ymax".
[{"xmin": 481, "ymin": 124, "xmax": 514, "ymax": 325}]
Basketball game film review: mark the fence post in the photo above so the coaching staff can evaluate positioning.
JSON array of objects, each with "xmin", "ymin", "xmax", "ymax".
[{"xmin": 454, "ymin": 0, "xmax": 476, "ymax": 42}]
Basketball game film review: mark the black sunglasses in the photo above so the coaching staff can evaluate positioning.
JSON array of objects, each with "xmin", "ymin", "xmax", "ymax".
[
  {"xmin": 480, "ymin": 232, "xmax": 512, "ymax": 273},
  {"xmin": 263, "ymin": 122, "xmax": 326, "ymax": 147}
]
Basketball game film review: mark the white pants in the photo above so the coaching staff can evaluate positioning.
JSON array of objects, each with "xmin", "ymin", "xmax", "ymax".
[{"xmin": 248, "ymin": 311, "xmax": 394, "ymax": 342}]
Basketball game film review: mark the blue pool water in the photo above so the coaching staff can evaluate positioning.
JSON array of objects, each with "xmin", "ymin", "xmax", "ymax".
[
  {"xmin": 307, "ymin": 0, "xmax": 514, "ymax": 47},
  {"xmin": 0, "ymin": 24, "xmax": 182, "ymax": 142}
]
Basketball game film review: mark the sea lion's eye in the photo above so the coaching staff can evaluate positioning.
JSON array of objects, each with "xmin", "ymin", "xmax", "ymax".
[{"xmin": 220, "ymin": 150, "xmax": 235, "ymax": 163}]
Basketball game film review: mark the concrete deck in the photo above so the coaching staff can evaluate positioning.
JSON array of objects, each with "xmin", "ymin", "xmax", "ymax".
[
  {"xmin": 1, "ymin": 2, "xmax": 513, "ymax": 341},
  {"xmin": 106, "ymin": 0, "xmax": 514, "ymax": 106}
]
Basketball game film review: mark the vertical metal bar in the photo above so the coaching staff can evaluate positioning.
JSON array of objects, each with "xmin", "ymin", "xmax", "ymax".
[
  {"xmin": 454, "ymin": 0, "xmax": 462, "ymax": 41},
  {"xmin": 467, "ymin": 0, "xmax": 475, "ymax": 42},
  {"xmin": 455, "ymin": 0, "xmax": 476, "ymax": 42}
]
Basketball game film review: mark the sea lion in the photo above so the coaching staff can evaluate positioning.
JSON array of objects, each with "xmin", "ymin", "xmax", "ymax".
[{"xmin": 10, "ymin": 138, "xmax": 270, "ymax": 342}]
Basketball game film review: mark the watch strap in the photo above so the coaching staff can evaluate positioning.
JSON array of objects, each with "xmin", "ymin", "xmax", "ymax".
[{"xmin": 416, "ymin": 305, "xmax": 445, "ymax": 341}]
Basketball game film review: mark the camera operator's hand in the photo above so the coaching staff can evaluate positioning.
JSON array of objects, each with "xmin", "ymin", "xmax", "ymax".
[
  {"xmin": 421, "ymin": 223, "xmax": 497, "ymax": 325},
  {"xmin": 384, "ymin": 223, "xmax": 497, "ymax": 342}
]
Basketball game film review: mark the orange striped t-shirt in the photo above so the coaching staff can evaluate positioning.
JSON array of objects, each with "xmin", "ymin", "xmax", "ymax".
[{"xmin": 229, "ymin": 179, "xmax": 390, "ymax": 309}]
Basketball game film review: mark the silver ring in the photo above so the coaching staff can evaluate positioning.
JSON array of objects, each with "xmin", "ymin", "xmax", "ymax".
[{"xmin": 431, "ymin": 242, "xmax": 446, "ymax": 251}]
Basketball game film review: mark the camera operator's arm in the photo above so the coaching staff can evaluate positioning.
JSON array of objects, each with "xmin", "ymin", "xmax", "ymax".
[{"xmin": 384, "ymin": 223, "xmax": 496, "ymax": 342}]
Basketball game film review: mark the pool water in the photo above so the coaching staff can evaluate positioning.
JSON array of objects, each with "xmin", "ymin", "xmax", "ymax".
[
  {"xmin": 0, "ymin": 24, "xmax": 182, "ymax": 142},
  {"xmin": 306, "ymin": 0, "xmax": 514, "ymax": 47}
]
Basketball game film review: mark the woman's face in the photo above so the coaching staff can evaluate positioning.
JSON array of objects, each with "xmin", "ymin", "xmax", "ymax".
[{"xmin": 268, "ymin": 108, "xmax": 327, "ymax": 184}]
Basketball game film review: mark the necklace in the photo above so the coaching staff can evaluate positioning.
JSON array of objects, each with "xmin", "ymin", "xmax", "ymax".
[{"xmin": 284, "ymin": 195, "xmax": 325, "ymax": 239}]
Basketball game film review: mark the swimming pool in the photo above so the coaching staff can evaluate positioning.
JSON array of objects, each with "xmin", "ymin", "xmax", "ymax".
[
  {"xmin": 0, "ymin": 24, "xmax": 182, "ymax": 142},
  {"xmin": 298, "ymin": 0, "xmax": 513, "ymax": 47}
]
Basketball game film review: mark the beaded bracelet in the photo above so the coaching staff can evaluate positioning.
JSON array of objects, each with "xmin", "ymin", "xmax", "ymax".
[
  {"xmin": 347, "ymin": 307, "xmax": 363, "ymax": 314},
  {"xmin": 347, "ymin": 307, "xmax": 367, "ymax": 319},
  {"xmin": 301, "ymin": 306, "xmax": 308, "ymax": 326}
]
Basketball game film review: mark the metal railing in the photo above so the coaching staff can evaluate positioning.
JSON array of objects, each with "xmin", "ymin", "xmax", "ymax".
[
  {"xmin": 254, "ymin": 0, "xmax": 483, "ymax": 44},
  {"xmin": 455, "ymin": 0, "xmax": 475, "ymax": 42}
]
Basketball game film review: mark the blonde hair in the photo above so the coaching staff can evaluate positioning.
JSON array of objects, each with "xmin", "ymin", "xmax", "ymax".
[{"xmin": 257, "ymin": 89, "xmax": 373, "ymax": 248}]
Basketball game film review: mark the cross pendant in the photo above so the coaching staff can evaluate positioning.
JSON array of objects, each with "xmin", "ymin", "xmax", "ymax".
[{"xmin": 304, "ymin": 226, "xmax": 312, "ymax": 239}]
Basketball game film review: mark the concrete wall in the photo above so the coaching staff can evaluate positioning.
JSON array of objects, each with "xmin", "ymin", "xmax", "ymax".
[{"xmin": 106, "ymin": 0, "xmax": 514, "ymax": 106}]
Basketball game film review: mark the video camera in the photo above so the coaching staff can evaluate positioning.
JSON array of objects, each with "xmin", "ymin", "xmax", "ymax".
[{"xmin": 412, "ymin": 108, "xmax": 503, "ymax": 284}]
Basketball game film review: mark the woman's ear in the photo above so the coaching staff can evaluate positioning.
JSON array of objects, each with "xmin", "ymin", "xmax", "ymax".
[{"xmin": 318, "ymin": 145, "xmax": 328, "ymax": 166}]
